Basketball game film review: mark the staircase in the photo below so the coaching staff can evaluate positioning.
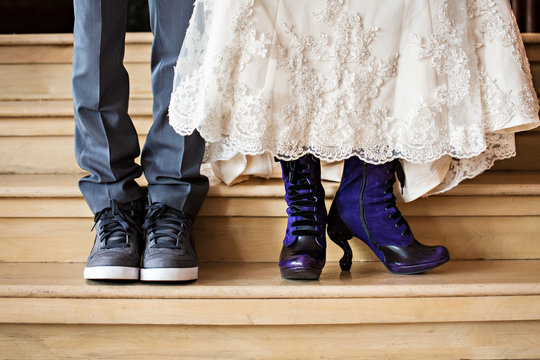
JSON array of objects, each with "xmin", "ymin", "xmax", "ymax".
[{"xmin": 0, "ymin": 33, "xmax": 539, "ymax": 359}]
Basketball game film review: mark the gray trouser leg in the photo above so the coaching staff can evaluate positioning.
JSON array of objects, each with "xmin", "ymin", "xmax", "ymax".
[
  {"xmin": 143, "ymin": 0, "xmax": 209, "ymax": 218},
  {"xmin": 73, "ymin": 0, "xmax": 144, "ymax": 214}
]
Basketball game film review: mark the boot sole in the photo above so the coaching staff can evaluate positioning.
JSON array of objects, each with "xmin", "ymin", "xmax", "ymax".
[
  {"xmin": 280, "ymin": 267, "xmax": 322, "ymax": 280},
  {"xmin": 387, "ymin": 256, "xmax": 450, "ymax": 275},
  {"xmin": 84, "ymin": 266, "xmax": 140, "ymax": 280},
  {"xmin": 140, "ymin": 267, "xmax": 198, "ymax": 282}
]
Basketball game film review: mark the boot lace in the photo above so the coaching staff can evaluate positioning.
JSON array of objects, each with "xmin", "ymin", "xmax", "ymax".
[
  {"xmin": 91, "ymin": 201, "xmax": 139, "ymax": 249},
  {"xmin": 143, "ymin": 203, "xmax": 189, "ymax": 249},
  {"xmin": 284, "ymin": 160, "xmax": 321, "ymax": 237},
  {"xmin": 383, "ymin": 161, "xmax": 412, "ymax": 237}
]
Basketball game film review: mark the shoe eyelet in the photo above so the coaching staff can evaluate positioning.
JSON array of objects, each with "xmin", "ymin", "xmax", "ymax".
[
  {"xmin": 395, "ymin": 224, "xmax": 399, "ymax": 227},
  {"xmin": 401, "ymin": 232, "xmax": 406, "ymax": 236}
]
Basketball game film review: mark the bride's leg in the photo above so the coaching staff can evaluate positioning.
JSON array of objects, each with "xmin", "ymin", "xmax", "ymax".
[{"xmin": 278, "ymin": 155, "xmax": 327, "ymax": 280}]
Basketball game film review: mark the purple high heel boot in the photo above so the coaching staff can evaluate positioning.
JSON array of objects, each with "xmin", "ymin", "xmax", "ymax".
[
  {"xmin": 327, "ymin": 157, "xmax": 449, "ymax": 274},
  {"xmin": 278, "ymin": 155, "xmax": 327, "ymax": 280}
]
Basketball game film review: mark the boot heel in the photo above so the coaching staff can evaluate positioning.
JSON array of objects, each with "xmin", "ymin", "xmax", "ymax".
[
  {"xmin": 328, "ymin": 201, "xmax": 354, "ymax": 271},
  {"xmin": 327, "ymin": 225, "xmax": 353, "ymax": 271}
]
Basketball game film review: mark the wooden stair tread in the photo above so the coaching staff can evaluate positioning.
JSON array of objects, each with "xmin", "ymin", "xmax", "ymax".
[
  {"xmin": 0, "ymin": 33, "xmax": 537, "ymax": 55},
  {"xmin": 0, "ymin": 32, "xmax": 536, "ymax": 46},
  {"xmin": 0, "ymin": 33, "xmax": 153, "ymax": 46},
  {"xmin": 1, "ymin": 172, "xmax": 540, "ymax": 199},
  {"xmin": 0, "ymin": 173, "xmax": 304, "ymax": 198},
  {"xmin": 2, "ymin": 174, "xmax": 538, "ymax": 263},
  {"xmin": 0, "ymin": 99, "xmax": 152, "ymax": 118},
  {"xmin": 1, "ymin": 260, "xmax": 539, "ymax": 325},
  {"xmin": 1, "ymin": 260, "xmax": 539, "ymax": 299},
  {"xmin": 1, "ymin": 104, "xmax": 538, "ymax": 139},
  {"xmin": 0, "ymin": 97, "xmax": 537, "ymax": 118}
]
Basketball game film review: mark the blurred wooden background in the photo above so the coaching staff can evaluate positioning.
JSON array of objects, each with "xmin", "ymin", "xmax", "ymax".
[
  {"xmin": 0, "ymin": 0, "xmax": 538, "ymax": 34},
  {"xmin": 0, "ymin": 0, "xmax": 150, "ymax": 34},
  {"xmin": 511, "ymin": 0, "xmax": 539, "ymax": 32}
]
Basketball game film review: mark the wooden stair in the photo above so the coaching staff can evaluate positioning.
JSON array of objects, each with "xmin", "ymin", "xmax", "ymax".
[
  {"xmin": 0, "ymin": 33, "xmax": 540, "ymax": 359},
  {"xmin": 1, "ymin": 261, "xmax": 540, "ymax": 359},
  {"xmin": 1, "ymin": 172, "xmax": 540, "ymax": 264}
]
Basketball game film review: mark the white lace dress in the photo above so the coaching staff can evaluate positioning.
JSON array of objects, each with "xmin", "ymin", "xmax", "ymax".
[{"xmin": 169, "ymin": 0, "xmax": 539, "ymax": 201}]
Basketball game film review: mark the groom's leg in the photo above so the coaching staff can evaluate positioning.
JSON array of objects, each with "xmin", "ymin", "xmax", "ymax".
[
  {"xmin": 142, "ymin": 0, "xmax": 209, "ymax": 218},
  {"xmin": 73, "ymin": 0, "xmax": 144, "ymax": 214},
  {"xmin": 73, "ymin": 0, "xmax": 145, "ymax": 280}
]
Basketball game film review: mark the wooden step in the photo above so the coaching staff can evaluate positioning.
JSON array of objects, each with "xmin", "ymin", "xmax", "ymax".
[
  {"xmin": 0, "ymin": 102, "xmax": 153, "ymax": 137},
  {"xmin": 1, "ymin": 98, "xmax": 538, "ymax": 135},
  {"xmin": 0, "ymin": 34, "xmax": 152, "ymax": 101},
  {"xmin": 1, "ymin": 260, "xmax": 540, "ymax": 359},
  {"xmin": 0, "ymin": 33, "xmax": 152, "ymax": 63},
  {"xmin": 0, "ymin": 99, "xmax": 538, "ymax": 174},
  {"xmin": 0, "ymin": 130, "xmax": 535, "ymax": 173},
  {"xmin": 2, "ymin": 322, "xmax": 540, "ymax": 360},
  {"xmin": 2, "ymin": 33, "xmax": 539, "ymax": 99},
  {"xmin": 1, "ymin": 31, "xmax": 540, "ymax": 360},
  {"xmin": 1, "ymin": 260, "xmax": 539, "ymax": 322},
  {"xmin": 0, "ymin": 63, "xmax": 151, "ymax": 101},
  {"xmin": 491, "ymin": 131, "xmax": 540, "ymax": 171},
  {"xmin": 1, "ymin": 173, "xmax": 539, "ymax": 263}
]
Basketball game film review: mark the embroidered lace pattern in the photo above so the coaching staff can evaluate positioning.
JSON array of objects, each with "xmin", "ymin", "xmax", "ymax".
[
  {"xmin": 432, "ymin": 0, "xmax": 539, "ymax": 194},
  {"xmin": 169, "ymin": 0, "xmax": 539, "ymax": 195}
]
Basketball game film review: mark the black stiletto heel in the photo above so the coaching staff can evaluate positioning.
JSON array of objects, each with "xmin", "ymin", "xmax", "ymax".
[{"xmin": 327, "ymin": 202, "xmax": 353, "ymax": 271}]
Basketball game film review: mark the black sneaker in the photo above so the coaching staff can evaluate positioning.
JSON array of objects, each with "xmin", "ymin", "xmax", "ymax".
[
  {"xmin": 140, "ymin": 203, "xmax": 198, "ymax": 281},
  {"xmin": 83, "ymin": 199, "xmax": 144, "ymax": 280}
]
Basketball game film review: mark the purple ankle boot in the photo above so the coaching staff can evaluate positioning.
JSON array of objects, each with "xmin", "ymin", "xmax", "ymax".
[
  {"xmin": 327, "ymin": 157, "xmax": 449, "ymax": 274},
  {"xmin": 279, "ymin": 155, "xmax": 327, "ymax": 280}
]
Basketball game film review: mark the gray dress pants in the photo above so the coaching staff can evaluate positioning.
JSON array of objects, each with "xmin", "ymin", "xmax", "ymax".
[{"xmin": 72, "ymin": 0, "xmax": 208, "ymax": 217}]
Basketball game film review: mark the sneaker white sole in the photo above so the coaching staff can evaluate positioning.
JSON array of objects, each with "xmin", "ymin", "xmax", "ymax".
[
  {"xmin": 84, "ymin": 266, "xmax": 140, "ymax": 280},
  {"xmin": 140, "ymin": 267, "xmax": 198, "ymax": 281}
]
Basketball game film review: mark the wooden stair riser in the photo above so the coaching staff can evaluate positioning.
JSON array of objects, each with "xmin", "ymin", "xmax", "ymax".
[
  {"xmin": 0, "ymin": 136, "xmax": 145, "ymax": 174},
  {"xmin": 1, "ymin": 172, "xmax": 538, "ymax": 262},
  {"xmin": 3, "ymin": 116, "xmax": 540, "ymax": 137},
  {"xmin": 0, "ymin": 116, "xmax": 153, "ymax": 137},
  {"xmin": 0, "ymin": 63, "xmax": 152, "ymax": 101},
  {"xmin": 0, "ymin": 34, "xmax": 153, "ymax": 102},
  {"xmin": 1, "ymin": 33, "xmax": 540, "ymax": 360},
  {"xmin": 491, "ymin": 132, "xmax": 540, "ymax": 171},
  {"xmin": 0, "ymin": 33, "xmax": 538, "ymax": 100},
  {"xmin": 1, "ymin": 258, "xmax": 539, "ymax": 360},
  {"xmin": 1, "ymin": 132, "xmax": 539, "ymax": 174},
  {"xmin": 1, "ymin": 296, "xmax": 539, "ymax": 325},
  {"xmin": 1, "ymin": 260, "xmax": 539, "ymax": 360},
  {"xmin": 0, "ymin": 43, "xmax": 151, "ymax": 64},
  {"xmin": 2, "ymin": 322, "xmax": 540, "ymax": 360},
  {"xmin": 3, "ymin": 261, "xmax": 538, "ymax": 299},
  {"xmin": 0, "ymin": 216, "xmax": 539, "ymax": 263},
  {"xmin": 2, "ymin": 195, "xmax": 540, "ymax": 218}
]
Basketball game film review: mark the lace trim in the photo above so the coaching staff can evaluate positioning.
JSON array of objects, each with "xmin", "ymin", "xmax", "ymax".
[{"xmin": 432, "ymin": 133, "xmax": 516, "ymax": 195}]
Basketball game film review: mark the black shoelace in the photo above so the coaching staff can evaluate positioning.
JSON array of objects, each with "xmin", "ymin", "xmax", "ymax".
[
  {"xmin": 143, "ymin": 203, "xmax": 188, "ymax": 249},
  {"xmin": 91, "ymin": 201, "xmax": 139, "ymax": 249},
  {"xmin": 284, "ymin": 160, "xmax": 321, "ymax": 237},
  {"xmin": 383, "ymin": 161, "xmax": 412, "ymax": 237}
]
